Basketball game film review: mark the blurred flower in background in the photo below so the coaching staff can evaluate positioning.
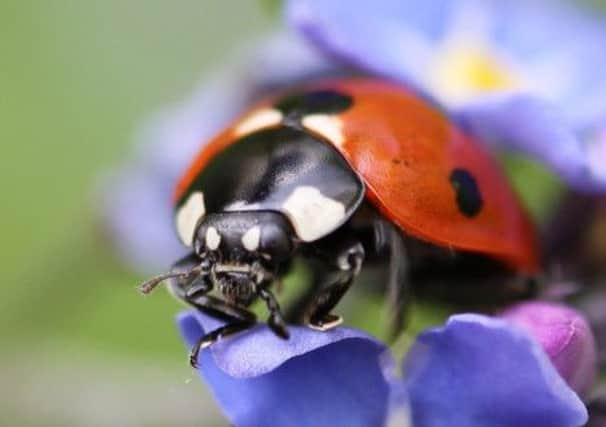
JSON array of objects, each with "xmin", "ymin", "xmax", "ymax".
[{"xmin": 98, "ymin": 0, "xmax": 606, "ymax": 426}]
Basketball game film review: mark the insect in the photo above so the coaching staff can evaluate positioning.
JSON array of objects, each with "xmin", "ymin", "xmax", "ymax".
[{"xmin": 139, "ymin": 78, "xmax": 540, "ymax": 367}]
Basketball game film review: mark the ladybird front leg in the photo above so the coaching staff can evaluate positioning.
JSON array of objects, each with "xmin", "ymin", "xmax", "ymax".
[
  {"xmin": 306, "ymin": 239, "xmax": 365, "ymax": 331},
  {"xmin": 185, "ymin": 292, "xmax": 258, "ymax": 324},
  {"xmin": 258, "ymin": 287, "xmax": 290, "ymax": 339},
  {"xmin": 182, "ymin": 293, "xmax": 257, "ymax": 368},
  {"xmin": 166, "ymin": 256, "xmax": 257, "ymax": 366},
  {"xmin": 189, "ymin": 321, "xmax": 255, "ymax": 368}
]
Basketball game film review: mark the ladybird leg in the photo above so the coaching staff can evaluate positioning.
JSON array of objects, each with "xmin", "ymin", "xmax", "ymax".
[
  {"xmin": 375, "ymin": 220, "xmax": 410, "ymax": 340},
  {"xmin": 185, "ymin": 292, "xmax": 257, "ymax": 324},
  {"xmin": 183, "ymin": 293, "xmax": 257, "ymax": 368},
  {"xmin": 172, "ymin": 276, "xmax": 257, "ymax": 366},
  {"xmin": 189, "ymin": 321, "xmax": 255, "ymax": 368},
  {"xmin": 307, "ymin": 241, "xmax": 365, "ymax": 331},
  {"xmin": 258, "ymin": 287, "xmax": 290, "ymax": 339},
  {"xmin": 164, "ymin": 255, "xmax": 244, "ymax": 321}
]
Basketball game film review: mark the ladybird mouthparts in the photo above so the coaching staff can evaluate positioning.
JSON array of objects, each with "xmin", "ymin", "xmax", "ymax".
[{"xmin": 211, "ymin": 263, "xmax": 260, "ymax": 302}]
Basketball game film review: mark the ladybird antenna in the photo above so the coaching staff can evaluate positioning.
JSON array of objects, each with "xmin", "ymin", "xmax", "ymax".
[{"xmin": 137, "ymin": 264, "xmax": 203, "ymax": 295}]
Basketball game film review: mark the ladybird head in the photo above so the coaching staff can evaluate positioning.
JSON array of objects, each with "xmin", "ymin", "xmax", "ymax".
[
  {"xmin": 190, "ymin": 211, "xmax": 296, "ymax": 301},
  {"xmin": 138, "ymin": 211, "xmax": 296, "ymax": 300},
  {"xmin": 193, "ymin": 211, "xmax": 295, "ymax": 263}
]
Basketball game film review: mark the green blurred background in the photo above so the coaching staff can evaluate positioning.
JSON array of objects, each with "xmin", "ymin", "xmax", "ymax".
[{"xmin": 1, "ymin": 1, "xmax": 272, "ymax": 425}]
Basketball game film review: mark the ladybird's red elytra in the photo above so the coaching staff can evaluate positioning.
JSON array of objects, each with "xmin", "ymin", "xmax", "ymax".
[
  {"xmin": 140, "ymin": 78, "xmax": 540, "ymax": 364},
  {"xmin": 175, "ymin": 78, "xmax": 539, "ymax": 273}
]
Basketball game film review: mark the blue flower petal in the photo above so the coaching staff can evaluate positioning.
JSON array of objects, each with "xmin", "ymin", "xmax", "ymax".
[
  {"xmin": 101, "ymin": 32, "xmax": 339, "ymax": 274},
  {"xmin": 178, "ymin": 311, "xmax": 391, "ymax": 427},
  {"xmin": 456, "ymin": 95, "xmax": 606, "ymax": 193},
  {"xmin": 286, "ymin": 0, "xmax": 444, "ymax": 87},
  {"xmin": 286, "ymin": 0, "xmax": 606, "ymax": 125},
  {"xmin": 403, "ymin": 314, "xmax": 588, "ymax": 427}
]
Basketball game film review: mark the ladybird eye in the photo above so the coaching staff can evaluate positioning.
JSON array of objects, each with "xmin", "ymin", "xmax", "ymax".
[
  {"xmin": 275, "ymin": 90, "xmax": 353, "ymax": 118},
  {"xmin": 258, "ymin": 225, "xmax": 293, "ymax": 261}
]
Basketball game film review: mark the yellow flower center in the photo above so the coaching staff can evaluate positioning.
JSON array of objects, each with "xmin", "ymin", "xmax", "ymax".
[{"xmin": 430, "ymin": 41, "xmax": 522, "ymax": 105}]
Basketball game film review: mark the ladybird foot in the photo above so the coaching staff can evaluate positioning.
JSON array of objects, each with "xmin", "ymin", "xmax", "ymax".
[
  {"xmin": 188, "ymin": 322, "xmax": 254, "ymax": 368},
  {"xmin": 308, "ymin": 313, "xmax": 343, "ymax": 331},
  {"xmin": 189, "ymin": 336, "xmax": 215, "ymax": 368},
  {"xmin": 268, "ymin": 314, "xmax": 290, "ymax": 340}
]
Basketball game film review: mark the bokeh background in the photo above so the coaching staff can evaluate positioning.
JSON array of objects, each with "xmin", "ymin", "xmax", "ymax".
[
  {"xmin": 1, "ymin": 1, "xmax": 604, "ymax": 426},
  {"xmin": 1, "ymin": 2, "xmax": 272, "ymax": 425}
]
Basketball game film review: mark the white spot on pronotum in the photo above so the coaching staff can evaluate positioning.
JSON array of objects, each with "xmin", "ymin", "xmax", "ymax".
[
  {"xmin": 241, "ymin": 226, "xmax": 261, "ymax": 251},
  {"xmin": 176, "ymin": 192, "xmax": 205, "ymax": 246},
  {"xmin": 205, "ymin": 226, "xmax": 221, "ymax": 250},
  {"xmin": 234, "ymin": 108, "xmax": 283, "ymax": 136},
  {"xmin": 302, "ymin": 114, "xmax": 345, "ymax": 146},
  {"xmin": 282, "ymin": 186, "xmax": 346, "ymax": 242}
]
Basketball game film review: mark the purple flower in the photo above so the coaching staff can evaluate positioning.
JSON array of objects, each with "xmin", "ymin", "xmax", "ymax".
[
  {"xmin": 179, "ymin": 303, "xmax": 593, "ymax": 427},
  {"xmin": 286, "ymin": 0, "xmax": 606, "ymax": 192},
  {"xmin": 501, "ymin": 302, "xmax": 598, "ymax": 397}
]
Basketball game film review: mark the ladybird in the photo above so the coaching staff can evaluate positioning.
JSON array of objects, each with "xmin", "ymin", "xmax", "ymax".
[{"xmin": 139, "ymin": 78, "xmax": 539, "ymax": 367}]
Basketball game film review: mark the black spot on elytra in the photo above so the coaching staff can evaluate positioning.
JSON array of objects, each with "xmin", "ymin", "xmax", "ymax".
[
  {"xmin": 275, "ymin": 90, "xmax": 353, "ymax": 119},
  {"xmin": 449, "ymin": 169, "xmax": 483, "ymax": 217}
]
